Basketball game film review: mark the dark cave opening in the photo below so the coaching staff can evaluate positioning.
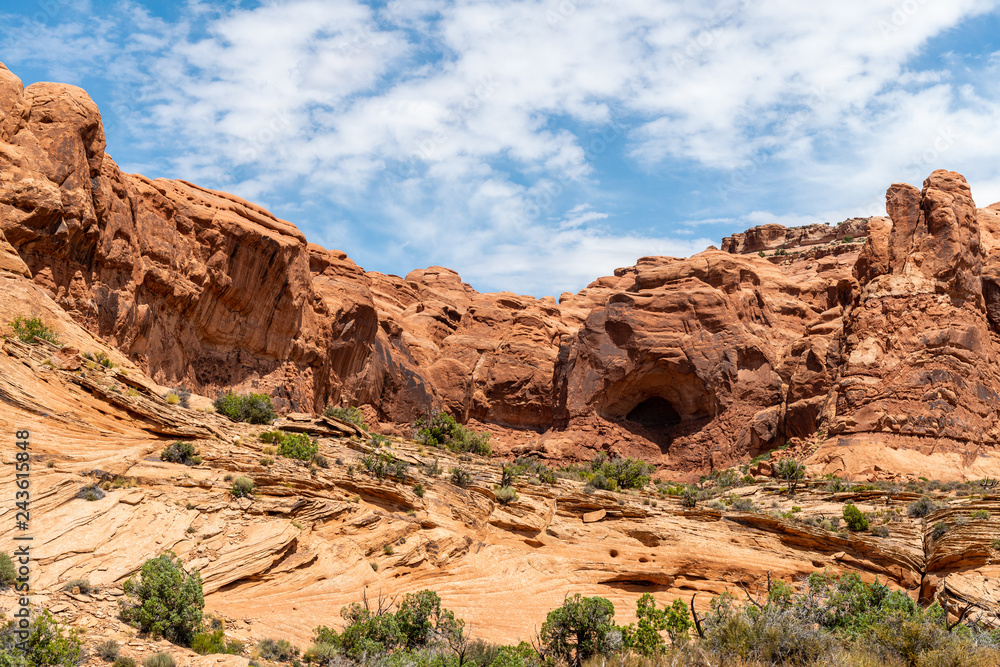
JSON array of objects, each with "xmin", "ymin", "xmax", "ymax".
[{"xmin": 626, "ymin": 396, "xmax": 682, "ymax": 429}]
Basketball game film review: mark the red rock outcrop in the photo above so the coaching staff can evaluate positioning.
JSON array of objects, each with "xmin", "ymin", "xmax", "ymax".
[{"xmin": 7, "ymin": 60, "xmax": 1000, "ymax": 480}]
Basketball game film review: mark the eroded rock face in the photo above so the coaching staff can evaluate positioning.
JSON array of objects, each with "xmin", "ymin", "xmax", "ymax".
[
  {"xmin": 6, "ymin": 61, "xmax": 1000, "ymax": 477},
  {"xmin": 830, "ymin": 171, "xmax": 1000, "ymax": 459}
]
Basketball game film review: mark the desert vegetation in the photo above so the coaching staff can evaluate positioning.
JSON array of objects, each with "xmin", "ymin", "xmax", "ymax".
[
  {"xmin": 7, "ymin": 316, "xmax": 59, "ymax": 346},
  {"xmin": 414, "ymin": 411, "xmax": 491, "ymax": 456},
  {"xmin": 213, "ymin": 392, "xmax": 276, "ymax": 424}
]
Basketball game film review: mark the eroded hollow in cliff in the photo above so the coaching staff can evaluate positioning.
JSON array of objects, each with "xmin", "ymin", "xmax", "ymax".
[
  {"xmin": 626, "ymin": 396, "xmax": 682, "ymax": 429},
  {"xmin": 599, "ymin": 367, "xmax": 715, "ymax": 452}
]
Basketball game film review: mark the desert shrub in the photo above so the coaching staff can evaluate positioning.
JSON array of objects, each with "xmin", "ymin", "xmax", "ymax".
[
  {"xmin": 324, "ymin": 405, "xmax": 367, "ymax": 429},
  {"xmin": 711, "ymin": 469, "xmax": 741, "ymax": 489},
  {"xmin": 730, "ymin": 496, "xmax": 755, "ymax": 512},
  {"xmin": 870, "ymin": 525, "xmax": 890, "ymax": 537},
  {"xmin": 414, "ymin": 483, "xmax": 426, "ymax": 498},
  {"xmin": 495, "ymin": 486, "xmax": 517, "ymax": 505},
  {"xmin": 450, "ymin": 466, "xmax": 471, "ymax": 488},
  {"xmin": 61, "ymin": 578, "xmax": 91, "ymax": 594},
  {"xmin": 213, "ymin": 392, "xmax": 276, "ymax": 424},
  {"xmin": 620, "ymin": 594, "xmax": 691, "ymax": 657},
  {"xmin": 681, "ymin": 488, "xmax": 698, "ymax": 508},
  {"xmin": 0, "ymin": 610, "xmax": 84, "ymax": 667},
  {"xmin": 76, "ymin": 484, "xmax": 105, "ymax": 502},
  {"xmin": 141, "ymin": 654, "xmax": 174, "ymax": 667},
  {"xmin": 160, "ymin": 441, "xmax": 199, "ymax": 466},
  {"xmin": 843, "ymin": 504, "xmax": 869, "ymax": 532},
  {"xmin": 488, "ymin": 642, "xmax": 540, "ymax": 667},
  {"xmin": 191, "ymin": 630, "xmax": 224, "ymax": 655},
  {"xmin": 170, "ymin": 387, "xmax": 191, "ymax": 408},
  {"xmin": 191, "ymin": 629, "xmax": 242, "ymax": 656},
  {"xmin": 230, "ymin": 476, "xmax": 255, "ymax": 498},
  {"xmin": 774, "ymin": 458, "xmax": 806, "ymax": 495},
  {"xmin": 112, "ymin": 658, "xmax": 135, "ymax": 667},
  {"xmin": 314, "ymin": 454, "xmax": 329, "ymax": 469},
  {"xmin": 512, "ymin": 457, "xmax": 556, "ymax": 485},
  {"xmin": 276, "ymin": 433, "xmax": 318, "ymax": 461},
  {"xmin": 930, "ymin": 522, "xmax": 949, "ymax": 540},
  {"xmin": 302, "ymin": 643, "xmax": 339, "ymax": 665},
  {"xmin": 414, "ymin": 411, "xmax": 491, "ymax": 456},
  {"xmin": 255, "ymin": 638, "xmax": 299, "ymax": 662},
  {"xmin": 358, "ymin": 451, "xmax": 408, "ymax": 481},
  {"xmin": 337, "ymin": 603, "xmax": 404, "ymax": 660},
  {"xmin": 704, "ymin": 603, "xmax": 833, "ymax": 665},
  {"xmin": 95, "ymin": 640, "xmax": 119, "ymax": 662},
  {"xmin": 163, "ymin": 392, "xmax": 180, "ymax": 405},
  {"xmin": 0, "ymin": 553, "xmax": 15, "ymax": 588},
  {"xmin": 540, "ymin": 594, "xmax": 616, "ymax": 667},
  {"xmin": 588, "ymin": 454, "xmax": 654, "ymax": 490},
  {"xmin": 395, "ymin": 590, "xmax": 461, "ymax": 649},
  {"xmin": 120, "ymin": 552, "xmax": 204, "ymax": 645},
  {"xmin": 908, "ymin": 496, "xmax": 940, "ymax": 518},
  {"xmin": 9, "ymin": 317, "xmax": 59, "ymax": 345},
  {"xmin": 971, "ymin": 509, "xmax": 990, "ymax": 520}
]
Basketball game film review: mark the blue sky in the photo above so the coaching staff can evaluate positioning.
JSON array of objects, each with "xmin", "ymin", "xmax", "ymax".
[{"xmin": 4, "ymin": 0, "xmax": 1000, "ymax": 297}]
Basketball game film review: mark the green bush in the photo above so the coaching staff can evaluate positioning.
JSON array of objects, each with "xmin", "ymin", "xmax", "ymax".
[
  {"xmin": 414, "ymin": 483, "xmax": 425, "ymax": 498},
  {"xmin": 971, "ymin": 509, "xmax": 990, "ymax": 520},
  {"xmin": 324, "ymin": 405, "xmax": 367, "ymax": 429},
  {"xmin": 774, "ymin": 458, "xmax": 806, "ymax": 495},
  {"xmin": 843, "ymin": 504, "xmax": 869, "ymax": 532},
  {"xmin": 0, "ymin": 553, "xmax": 15, "ymax": 588},
  {"xmin": 9, "ymin": 317, "xmax": 59, "ymax": 346},
  {"xmin": 908, "ymin": 496, "xmax": 940, "ymax": 518},
  {"xmin": 230, "ymin": 476, "xmax": 255, "ymax": 498},
  {"xmin": 0, "ymin": 610, "xmax": 85, "ymax": 667},
  {"xmin": 414, "ymin": 412, "xmax": 491, "ymax": 456},
  {"xmin": 930, "ymin": 522, "xmax": 948, "ymax": 540},
  {"xmin": 255, "ymin": 638, "xmax": 298, "ymax": 662},
  {"xmin": 512, "ymin": 457, "xmax": 556, "ymax": 485},
  {"xmin": 191, "ymin": 629, "xmax": 235, "ymax": 655},
  {"xmin": 358, "ymin": 451, "xmax": 408, "ymax": 480},
  {"xmin": 112, "ymin": 658, "xmax": 135, "ymax": 667},
  {"xmin": 587, "ymin": 454, "xmax": 654, "ymax": 490},
  {"xmin": 494, "ymin": 486, "xmax": 517, "ymax": 505},
  {"xmin": 621, "ymin": 594, "xmax": 691, "ymax": 656},
  {"xmin": 539, "ymin": 594, "xmax": 616, "ymax": 666},
  {"xmin": 395, "ymin": 590, "xmax": 461, "ymax": 649},
  {"xmin": 95, "ymin": 640, "xmax": 119, "ymax": 662},
  {"xmin": 120, "ymin": 552, "xmax": 204, "ymax": 645},
  {"xmin": 141, "ymin": 654, "xmax": 174, "ymax": 667},
  {"xmin": 302, "ymin": 643, "xmax": 339, "ymax": 665},
  {"xmin": 160, "ymin": 441, "xmax": 199, "ymax": 466},
  {"xmin": 213, "ymin": 392, "xmax": 276, "ymax": 424},
  {"xmin": 276, "ymin": 434, "xmax": 318, "ymax": 461},
  {"xmin": 450, "ymin": 466, "xmax": 471, "ymax": 488}
]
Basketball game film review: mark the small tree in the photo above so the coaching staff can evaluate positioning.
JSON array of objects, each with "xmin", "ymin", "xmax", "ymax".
[
  {"xmin": 539, "ymin": 594, "xmax": 616, "ymax": 667},
  {"xmin": 774, "ymin": 458, "xmax": 806, "ymax": 495},
  {"xmin": 395, "ymin": 590, "xmax": 460, "ymax": 649},
  {"xmin": 120, "ymin": 553, "xmax": 204, "ymax": 646},
  {"xmin": 8, "ymin": 317, "xmax": 59, "ymax": 346}
]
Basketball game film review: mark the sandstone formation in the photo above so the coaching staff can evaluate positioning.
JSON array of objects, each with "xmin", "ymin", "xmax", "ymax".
[{"xmin": 5, "ymin": 60, "xmax": 1000, "ymax": 484}]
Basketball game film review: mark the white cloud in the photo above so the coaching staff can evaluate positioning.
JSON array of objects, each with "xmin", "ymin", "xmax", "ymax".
[{"xmin": 5, "ymin": 0, "xmax": 1000, "ymax": 294}]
